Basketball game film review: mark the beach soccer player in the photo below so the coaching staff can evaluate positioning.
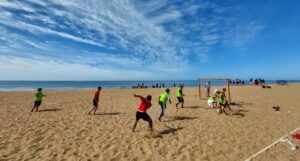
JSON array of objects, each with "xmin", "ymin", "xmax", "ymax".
[
  {"xmin": 216, "ymin": 90, "xmax": 230, "ymax": 115},
  {"xmin": 207, "ymin": 96, "xmax": 217, "ymax": 108},
  {"xmin": 158, "ymin": 88, "xmax": 172, "ymax": 121},
  {"xmin": 205, "ymin": 81, "xmax": 211, "ymax": 97},
  {"xmin": 88, "ymin": 86, "xmax": 102, "ymax": 115},
  {"xmin": 132, "ymin": 94, "xmax": 153, "ymax": 133},
  {"xmin": 176, "ymin": 85, "xmax": 185, "ymax": 108},
  {"xmin": 221, "ymin": 88, "xmax": 232, "ymax": 111},
  {"xmin": 31, "ymin": 88, "xmax": 46, "ymax": 112}
]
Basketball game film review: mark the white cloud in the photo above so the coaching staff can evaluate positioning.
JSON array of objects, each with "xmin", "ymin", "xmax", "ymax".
[
  {"xmin": 0, "ymin": 0, "xmax": 266, "ymax": 80},
  {"xmin": 0, "ymin": 56, "xmax": 155, "ymax": 80}
]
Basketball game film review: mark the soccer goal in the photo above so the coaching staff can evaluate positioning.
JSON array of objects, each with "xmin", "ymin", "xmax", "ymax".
[{"xmin": 198, "ymin": 78, "xmax": 232, "ymax": 104}]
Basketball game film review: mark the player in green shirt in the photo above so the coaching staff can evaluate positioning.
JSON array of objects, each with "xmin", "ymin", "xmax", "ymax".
[{"xmin": 31, "ymin": 88, "xmax": 46, "ymax": 112}]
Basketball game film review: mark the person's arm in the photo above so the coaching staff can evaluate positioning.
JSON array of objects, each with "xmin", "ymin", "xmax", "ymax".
[
  {"xmin": 168, "ymin": 96, "xmax": 172, "ymax": 104},
  {"xmin": 134, "ymin": 94, "xmax": 142, "ymax": 98}
]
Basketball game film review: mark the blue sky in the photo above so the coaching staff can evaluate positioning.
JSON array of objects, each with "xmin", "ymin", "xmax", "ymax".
[{"xmin": 0, "ymin": 0, "xmax": 299, "ymax": 80}]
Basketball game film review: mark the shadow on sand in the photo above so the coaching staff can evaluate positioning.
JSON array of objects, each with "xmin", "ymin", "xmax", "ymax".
[
  {"xmin": 164, "ymin": 116, "xmax": 198, "ymax": 122},
  {"xmin": 230, "ymin": 109, "xmax": 249, "ymax": 118},
  {"xmin": 38, "ymin": 108, "xmax": 61, "ymax": 112},
  {"xmin": 184, "ymin": 106, "xmax": 210, "ymax": 109},
  {"xmin": 95, "ymin": 112, "xmax": 123, "ymax": 116},
  {"xmin": 231, "ymin": 102, "xmax": 253, "ymax": 107},
  {"xmin": 160, "ymin": 124, "xmax": 184, "ymax": 135}
]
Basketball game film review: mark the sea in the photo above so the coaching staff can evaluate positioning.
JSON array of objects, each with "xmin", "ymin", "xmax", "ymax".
[{"xmin": 0, "ymin": 80, "xmax": 299, "ymax": 91}]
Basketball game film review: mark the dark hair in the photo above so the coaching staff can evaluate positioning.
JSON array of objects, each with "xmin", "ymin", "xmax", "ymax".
[
  {"xmin": 222, "ymin": 88, "xmax": 226, "ymax": 91},
  {"xmin": 98, "ymin": 86, "xmax": 102, "ymax": 90},
  {"xmin": 166, "ymin": 88, "xmax": 170, "ymax": 93},
  {"xmin": 37, "ymin": 88, "xmax": 42, "ymax": 91},
  {"xmin": 146, "ymin": 95, "xmax": 152, "ymax": 101}
]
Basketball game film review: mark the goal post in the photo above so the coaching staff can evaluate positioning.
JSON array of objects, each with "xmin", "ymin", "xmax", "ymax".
[{"xmin": 198, "ymin": 78, "xmax": 232, "ymax": 104}]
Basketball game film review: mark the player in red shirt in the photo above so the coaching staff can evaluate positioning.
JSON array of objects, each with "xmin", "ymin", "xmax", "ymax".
[
  {"xmin": 88, "ymin": 86, "xmax": 102, "ymax": 115},
  {"xmin": 132, "ymin": 94, "xmax": 153, "ymax": 133}
]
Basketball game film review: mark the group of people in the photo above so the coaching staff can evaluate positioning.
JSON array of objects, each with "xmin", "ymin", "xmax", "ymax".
[
  {"xmin": 250, "ymin": 78, "xmax": 265, "ymax": 86},
  {"xmin": 31, "ymin": 85, "xmax": 185, "ymax": 133},
  {"xmin": 230, "ymin": 79, "xmax": 245, "ymax": 85},
  {"xmin": 207, "ymin": 88, "xmax": 231, "ymax": 115},
  {"xmin": 131, "ymin": 82, "xmax": 184, "ymax": 89}
]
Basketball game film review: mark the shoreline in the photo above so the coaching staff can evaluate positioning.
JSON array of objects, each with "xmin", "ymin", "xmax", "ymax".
[{"xmin": 0, "ymin": 82, "xmax": 299, "ymax": 92}]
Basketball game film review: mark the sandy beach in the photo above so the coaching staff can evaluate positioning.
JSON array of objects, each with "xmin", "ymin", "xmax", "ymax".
[{"xmin": 1, "ymin": 84, "xmax": 300, "ymax": 161}]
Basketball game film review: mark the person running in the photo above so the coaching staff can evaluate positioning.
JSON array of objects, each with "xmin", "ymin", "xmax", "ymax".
[
  {"xmin": 31, "ymin": 88, "xmax": 46, "ymax": 112},
  {"xmin": 207, "ymin": 95, "xmax": 217, "ymax": 108},
  {"xmin": 132, "ymin": 94, "xmax": 153, "ymax": 132},
  {"xmin": 88, "ymin": 86, "xmax": 102, "ymax": 115},
  {"xmin": 176, "ymin": 85, "xmax": 184, "ymax": 108},
  {"xmin": 158, "ymin": 89, "xmax": 172, "ymax": 121},
  {"xmin": 216, "ymin": 90, "xmax": 230, "ymax": 115},
  {"xmin": 220, "ymin": 88, "xmax": 232, "ymax": 111},
  {"xmin": 205, "ymin": 81, "xmax": 211, "ymax": 97}
]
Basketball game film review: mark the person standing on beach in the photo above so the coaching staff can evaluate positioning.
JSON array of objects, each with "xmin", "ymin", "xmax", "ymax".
[
  {"xmin": 88, "ymin": 86, "xmax": 102, "ymax": 115},
  {"xmin": 158, "ymin": 89, "xmax": 172, "ymax": 121},
  {"xmin": 31, "ymin": 88, "xmax": 46, "ymax": 112},
  {"xmin": 132, "ymin": 94, "xmax": 153, "ymax": 133},
  {"xmin": 176, "ymin": 85, "xmax": 184, "ymax": 108},
  {"xmin": 221, "ymin": 88, "xmax": 232, "ymax": 111},
  {"xmin": 205, "ymin": 81, "xmax": 211, "ymax": 97},
  {"xmin": 216, "ymin": 90, "xmax": 230, "ymax": 115}
]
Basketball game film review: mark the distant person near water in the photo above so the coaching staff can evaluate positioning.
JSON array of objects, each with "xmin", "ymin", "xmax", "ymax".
[
  {"xmin": 88, "ymin": 86, "xmax": 102, "ymax": 115},
  {"xmin": 158, "ymin": 88, "xmax": 172, "ymax": 121},
  {"xmin": 176, "ymin": 85, "xmax": 185, "ymax": 108},
  {"xmin": 205, "ymin": 81, "xmax": 211, "ymax": 97},
  {"xmin": 132, "ymin": 94, "xmax": 153, "ymax": 133},
  {"xmin": 31, "ymin": 88, "xmax": 46, "ymax": 112}
]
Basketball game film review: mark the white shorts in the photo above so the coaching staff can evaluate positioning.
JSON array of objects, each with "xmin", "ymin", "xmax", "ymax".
[{"xmin": 208, "ymin": 100, "xmax": 215, "ymax": 107}]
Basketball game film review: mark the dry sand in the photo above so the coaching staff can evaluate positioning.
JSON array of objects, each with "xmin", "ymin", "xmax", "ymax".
[{"xmin": 1, "ymin": 84, "xmax": 300, "ymax": 161}]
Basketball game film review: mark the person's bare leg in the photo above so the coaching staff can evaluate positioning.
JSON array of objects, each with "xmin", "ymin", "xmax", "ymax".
[
  {"xmin": 93, "ymin": 106, "xmax": 98, "ymax": 115},
  {"xmin": 149, "ymin": 119, "xmax": 153, "ymax": 133},
  {"xmin": 132, "ymin": 120, "xmax": 138, "ymax": 132},
  {"xmin": 226, "ymin": 102, "xmax": 232, "ymax": 111},
  {"xmin": 88, "ymin": 106, "xmax": 95, "ymax": 115},
  {"xmin": 181, "ymin": 100, "xmax": 184, "ymax": 108},
  {"xmin": 222, "ymin": 106, "xmax": 229, "ymax": 115},
  {"xmin": 36, "ymin": 106, "xmax": 39, "ymax": 112},
  {"xmin": 31, "ymin": 105, "xmax": 36, "ymax": 112}
]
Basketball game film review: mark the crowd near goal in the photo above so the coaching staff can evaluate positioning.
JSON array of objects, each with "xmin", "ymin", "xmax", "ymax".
[{"xmin": 198, "ymin": 78, "xmax": 232, "ymax": 104}]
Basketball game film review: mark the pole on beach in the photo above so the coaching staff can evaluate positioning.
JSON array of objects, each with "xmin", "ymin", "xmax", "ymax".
[
  {"xmin": 227, "ymin": 80, "xmax": 231, "ymax": 104},
  {"xmin": 198, "ymin": 79, "xmax": 201, "ymax": 98}
]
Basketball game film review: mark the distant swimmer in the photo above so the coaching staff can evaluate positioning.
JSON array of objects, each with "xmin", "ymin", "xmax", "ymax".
[
  {"xmin": 132, "ymin": 94, "xmax": 153, "ymax": 133},
  {"xmin": 158, "ymin": 88, "xmax": 172, "ymax": 121},
  {"xmin": 31, "ymin": 88, "xmax": 46, "ymax": 112},
  {"xmin": 176, "ymin": 85, "xmax": 185, "ymax": 108},
  {"xmin": 88, "ymin": 86, "xmax": 102, "ymax": 115}
]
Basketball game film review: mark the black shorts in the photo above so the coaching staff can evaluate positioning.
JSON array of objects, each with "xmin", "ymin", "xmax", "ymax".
[
  {"xmin": 93, "ymin": 99, "xmax": 98, "ymax": 106},
  {"xmin": 177, "ymin": 97, "xmax": 184, "ymax": 103},
  {"xmin": 34, "ymin": 101, "xmax": 41, "ymax": 106},
  {"xmin": 219, "ymin": 101, "xmax": 229, "ymax": 107},
  {"xmin": 136, "ymin": 112, "xmax": 151, "ymax": 121}
]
